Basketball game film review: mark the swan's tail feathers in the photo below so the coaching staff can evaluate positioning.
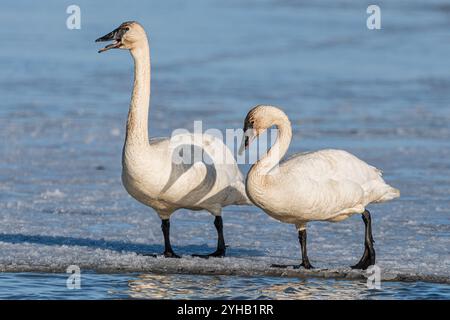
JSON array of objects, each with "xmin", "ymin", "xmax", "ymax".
[
  {"xmin": 375, "ymin": 186, "xmax": 400, "ymax": 203},
  {"xmin": 362, "ymin": 179, "xmax": 400, "ymax": 204}
]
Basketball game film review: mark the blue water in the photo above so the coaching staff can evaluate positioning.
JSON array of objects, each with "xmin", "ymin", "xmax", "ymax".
[
  {"xmin": 0, "ymin": 0, "xmax": 449, "ymax": 299},
  {"xmin": 0, "ymin": 272, "xmax": 449, "ymax": 300}
]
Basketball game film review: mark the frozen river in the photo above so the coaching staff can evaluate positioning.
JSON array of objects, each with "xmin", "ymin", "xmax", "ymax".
[{"xmin": 0, "ymin": 0, "xmax": 449, "ymax": 299}]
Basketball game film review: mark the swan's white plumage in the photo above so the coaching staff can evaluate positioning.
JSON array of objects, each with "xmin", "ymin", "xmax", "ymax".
[
  {"xmin": 122, "ymin": 133, "xmax": 249, "ymax": 219},
  {"xmin": 99, "ymin": 22, "xmax": 250, "ymax": 222},
  {"xmin": 244, "ymin": 105, "xmax": 400, "ymax": 230}
]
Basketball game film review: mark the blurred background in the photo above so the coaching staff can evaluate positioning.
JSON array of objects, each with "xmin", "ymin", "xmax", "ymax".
[{"xmin": 0, "ymin": 0, "xmax": 449, "ymax": 299}]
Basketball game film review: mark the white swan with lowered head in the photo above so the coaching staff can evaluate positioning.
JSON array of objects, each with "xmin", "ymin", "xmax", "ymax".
[
  {"xmin": 239, "ymin": 105, "xmax": 400, "ymax": 269},
  {"xmin": 96, "ymin": 21, "xmax": 251, "ymax": 258}
]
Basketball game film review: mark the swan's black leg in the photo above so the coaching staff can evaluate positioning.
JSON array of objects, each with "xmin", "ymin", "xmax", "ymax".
[
  {"xmin": 351, "ymin": 210, "xmax": 375, "ymax": 270},
  {"xmin": 161, "ymin": 219, "xmax": 180, "ymax": 258},
  {"xmin": 214, "ymin": 216, "xmax": 226, "ymax": 256},
  {"xmin": 193, "ymin": 216, "xmax": 226, "ymax": 258},
  {"xmin": 272, "ymin": 229, "xmax": 314, "ymax": 270},
  {"xmin": 296, "ymin": 229, "xmax": 314, "ymax": 269}
]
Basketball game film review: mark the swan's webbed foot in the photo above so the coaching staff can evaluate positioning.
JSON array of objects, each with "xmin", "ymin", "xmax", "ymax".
[
  {"xmin": 351, "ymin": 210, "xmax": 376, "ymax": 270},
  {"xmin": 271, "ymin": 262, "xmax": 315, "ymax": 270},
  {"xmin": 192, "ymin": 248, "xmax": 226, "ymax": 259},
  {"xmin": 297, "ymin": 260, "xmax": 314, "ymax": 270}
]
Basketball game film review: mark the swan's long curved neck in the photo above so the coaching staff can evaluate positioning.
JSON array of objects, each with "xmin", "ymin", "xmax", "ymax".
[
  {"xmin": 125, "ymin": 41, "xmax": 151, "ymax": 148},
  {"xmin": 250, "ymin": 118, "xmax": 292, "ymax": 178}
]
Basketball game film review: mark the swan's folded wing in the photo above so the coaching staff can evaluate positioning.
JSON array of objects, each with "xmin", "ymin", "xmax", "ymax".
[
  {"xmin": 279, "ymin": 149, "xmax": 383, "ymax": 186},
  {"xmin": 158, "ymin": 132, "xmax": 247, "ymax": 206},
  {"xmin": 279, "ymin": 149, "xmax": 399, "ymax": 205}
]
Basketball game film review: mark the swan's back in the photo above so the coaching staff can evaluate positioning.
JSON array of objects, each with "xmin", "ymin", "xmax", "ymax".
[
  {"xmin": 281, "ymin": 149, "xmax": 380, "ymax": 184},
  {"xmin": 278, "ymin": 149, "xmax": 399, "ymax": 205}
]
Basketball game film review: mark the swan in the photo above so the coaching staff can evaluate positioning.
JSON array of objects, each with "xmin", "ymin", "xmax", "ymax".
[
  {"xmin": 96, "ymin": 21, "xmax": 251, "ymax": 258},
  {"xmin": 239, "ymin": 105, "xmax": 400, "ymax": 269}
]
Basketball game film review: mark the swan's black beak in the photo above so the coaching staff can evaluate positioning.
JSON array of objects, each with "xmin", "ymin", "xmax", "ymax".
[
  {"xmin": 95, "ymin": 26, "xmax": 128, "ymax": 53},
  {"xmin": 238, "ymin": 129, "xmax": 255, "ymax": 155},
  {"xmin": 239, "ymin": 136, "xmax": 249, "ymax": 155},
  {"xmin": 239, "ymin": 118, "xmax": 256, "ymax": 155}
]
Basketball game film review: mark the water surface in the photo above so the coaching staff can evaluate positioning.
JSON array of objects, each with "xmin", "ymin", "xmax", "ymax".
[{"xmin": 1, "ymin": 272, "xmax": 449, "ymax": 300}]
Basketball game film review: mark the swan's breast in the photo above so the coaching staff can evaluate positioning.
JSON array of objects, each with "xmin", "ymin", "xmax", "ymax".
[{"xmin": 122, "ymin": 166, "xmax": 154, "ymax": 202}]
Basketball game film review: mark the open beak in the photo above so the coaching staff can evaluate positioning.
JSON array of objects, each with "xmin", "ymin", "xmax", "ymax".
[
  {"xmin": 95, "ymin": 27, "xmax": 124, "ymax": 53},
  {"xmin": 238, "ymin": 129, "xmax": 256, "ymax": 155}
]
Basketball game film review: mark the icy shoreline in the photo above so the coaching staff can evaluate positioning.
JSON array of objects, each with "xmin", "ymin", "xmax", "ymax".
[{"xmin": 1, "ymin": 255, "xmax": 449, "ymax": 285}]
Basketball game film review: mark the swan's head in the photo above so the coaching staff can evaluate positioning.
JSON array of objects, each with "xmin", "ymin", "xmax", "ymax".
[
  {"xmin": 96, "ymin": 21, "xmax": 147, "ymax": 53},
  {"xmin": 239, "ymin": 105, "xmax": 289, "ymax": 154}
]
